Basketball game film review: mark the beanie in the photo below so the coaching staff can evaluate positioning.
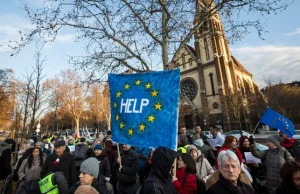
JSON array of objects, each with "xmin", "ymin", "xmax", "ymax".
[
  {"xmin": 267, "ymin": 134, "xmax": 283, "ymax": 147},
  {"xmin": 93, "ymin": 144, "xmax": 103, "ymax": 150},
  {"xmin": 193, "ymin": 138, "xmax": 204, "ymax": 148},
  {"xmin": 80, "ymin": 158, "xmax": 99, "ymax": 178}
]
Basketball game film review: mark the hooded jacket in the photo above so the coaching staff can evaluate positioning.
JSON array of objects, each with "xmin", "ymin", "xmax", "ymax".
[
  {"xmin": 141, "ymin": 146, "xmax": 179, "ymax": 194},
  {"xmin": 186, "ymin": 145, "xmax": 214, "ymax": 181},
  {"xmin": 0, "ymin": 142, "xmax": 12, "ymax": 180}
]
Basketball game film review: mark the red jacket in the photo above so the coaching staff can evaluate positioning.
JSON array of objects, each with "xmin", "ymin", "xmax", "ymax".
[
  {"xmin": 173, "ymin": 168, "xmax": 197, "ymax": 194},
  {"xmin": 216, "ymin": 146, "xmax": 243, "ymax": 169}
]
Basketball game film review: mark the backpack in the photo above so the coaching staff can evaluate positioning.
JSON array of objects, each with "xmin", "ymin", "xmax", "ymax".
[{"xmin": 74, "ymin": 145, "xmax": 88, "ymax": 160}]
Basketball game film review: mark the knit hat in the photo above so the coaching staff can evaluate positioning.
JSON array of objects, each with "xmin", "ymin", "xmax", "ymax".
[
  {"xmin": 267, "ymin": 134, "xmax": 283, "ymax": 147},
  {"xmin": 35, "ymin": 141, "xmax": 44, "ymax": 148},
  {"xmin": 54, "ymin": 140, "xmax": 66, "ymax": 147},
  {"xmin": 93, "ymin": 144, "xmax": 103, "ymax": 150},
  {"xmin": 193, "ymin": 138, "xmax": 204, "ymax": 148},
  {"xmin": 80, "ymin": 158, "xmax": 99, "ymax": 178},
  {"xmin": 42, "ymin": 136, "xmax": 48, "ymax": 141},
  {"xmin": 186, "ymin": 145, "xmax": 201, "ymax": 157}
]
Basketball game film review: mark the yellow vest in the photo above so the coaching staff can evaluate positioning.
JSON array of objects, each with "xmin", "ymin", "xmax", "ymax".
[
  {"xmin": 38, "ymin": 173, "xmax": 59, "ymax": 194},
  {"xmin": 177, "ymin": 145, "xmax": 189, "ymax": 153}
]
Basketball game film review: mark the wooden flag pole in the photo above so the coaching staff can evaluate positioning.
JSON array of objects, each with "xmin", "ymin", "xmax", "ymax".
[{"xmin": 117, "ymin": 143, "xmax": 122, "ymax": 168}]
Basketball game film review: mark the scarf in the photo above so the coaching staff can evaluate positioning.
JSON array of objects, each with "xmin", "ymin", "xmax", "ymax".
[
  {"xmin": 280, "ymin": 138, "xmax": 294, "ymax": 149},
  {"xmin": 219, "ymin": 174, "xmax": 250, "ymax": 194}
]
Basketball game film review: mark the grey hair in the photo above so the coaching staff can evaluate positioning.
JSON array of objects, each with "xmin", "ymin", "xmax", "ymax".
[{"xmin": 218, "ymin": 150, "xmax": 240, "ymax": 168}]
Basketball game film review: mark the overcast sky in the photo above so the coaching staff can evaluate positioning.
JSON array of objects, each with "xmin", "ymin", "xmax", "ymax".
[{"xmin": 1, "ymin": 0, "xmax": 299, "ymax": 88}]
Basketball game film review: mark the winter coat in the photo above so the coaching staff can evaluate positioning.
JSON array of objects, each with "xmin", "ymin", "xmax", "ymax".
[
  {"xmin": 250, "ymin": 143, "xmax": 294, "ymax": 194},
  {"xmin": 276, "ymin": 182, "xmax": 300, "ymax": 194},
  {"xmin": 205, "ymin": 174, "xmax": 254, "ymax": 194},
  {"xmin": 13, "ymin": 148, "xmax": 33, "ymax": 181},
  {"xmin": 0, "ymin": 142, "xmax": 12, "ymax": 180},
  {"xmin": 206, "ymin": 169, "xmax": 252, "ymax": 190},
  {"xmin": 113, "ymin": 148, "xmax": 138, "ymax": 188},
  {"xmin": 95, "ymin": 152, "xmax": 111, "ymax": 184},
  {"xmin": 17, "ymin": 158, "xmax": 43, "ymax": 181},
  {"xmin": 216, "ymin": 146, "xmax": 243, "ymax": 169},
  {"xmin": 173, "ymin": 168, "xmax": 197, "ymax": 194},
  {"xmin": 141, "ymin": 147, "xmax": 179, "ymax": 194},
  {"xmin": 186, "ymin": 145, "xmax": 214, "ymax": 181},
  {"xmin": 41, "ymin": 151, "xmax": 76, "ymax": 187},
  {"xmin": 193, "ymin": 139, "xmax": 216, "ymax": 166},
  {"xmin": 74, "ymin": 143, "xmax": 88, "ymax": 167}
]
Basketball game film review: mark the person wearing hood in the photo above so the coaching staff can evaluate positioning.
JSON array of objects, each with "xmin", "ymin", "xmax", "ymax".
[
  {"xmin": 187, "ymin": 145, "xmax": 214, "ymax": 182},
  {"xmin": 141, "ymin": 146, "xmax": 180, "ymax": 194},
  {"xmin": 0, "ymin": 139, "xmax": 12, "ymax": 190},
  {"xmin": 250, "ymin": 134, "xmax": 294, "ymax": 194},
  {"xmin": 114, "ymin": 144, "xmax": 139, "ymax": 194},
  {"xmin": 93, "ymin": 144, "xmax": 111, "ymax": 194},
  {"xmin": 74, "ymin": 137, "xmax": 89, "ymax": 181},
  {"xmin": 193, "ymin": 138, "xmax": 215, "ymax": 167}
]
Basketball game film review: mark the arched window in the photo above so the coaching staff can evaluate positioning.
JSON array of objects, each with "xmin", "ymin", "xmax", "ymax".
[{"xmin": 209, "ymin": 73, "xmax": 215, "ymax": 96}]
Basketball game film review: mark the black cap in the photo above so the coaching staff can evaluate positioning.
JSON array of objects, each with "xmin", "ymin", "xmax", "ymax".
[
  {"xmin": 54, "ymin": 140, "xmax": 65, "ymax": 147},
  {"xmin": 80, "ymin": 137, "xmax": 86, "ymax": 142},
  {"xmin": 42, "ymin": 136, "xmax": 48, "ymax": 140}
]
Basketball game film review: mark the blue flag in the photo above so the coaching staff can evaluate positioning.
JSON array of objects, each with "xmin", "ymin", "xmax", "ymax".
[
  {"xmin": 108, "ymin": 69, "xmax": 180, "ymax": 150},
  {"xmin": 259, "ymin": 107, "xmax": 294, "ymax": 138}
]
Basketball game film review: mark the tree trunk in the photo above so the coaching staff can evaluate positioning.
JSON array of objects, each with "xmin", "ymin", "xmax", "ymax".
[{"xmin": 75, "ymin": 117, "xmax": 80, "ymax": 137}]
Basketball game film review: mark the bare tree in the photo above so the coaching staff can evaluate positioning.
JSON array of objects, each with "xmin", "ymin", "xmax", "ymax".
[
  {"xmin": 28, "ymin": 49, "xmax": 47, "ymax": 135},
  {"xmin": 10, "ymin": 0, "xmax": 293, "ymax": 80}
]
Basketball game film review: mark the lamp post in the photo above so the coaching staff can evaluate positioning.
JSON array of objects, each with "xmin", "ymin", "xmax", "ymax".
[{"xmin": 204, "ymin": 119, "xmax": 207, "ymax": 131}]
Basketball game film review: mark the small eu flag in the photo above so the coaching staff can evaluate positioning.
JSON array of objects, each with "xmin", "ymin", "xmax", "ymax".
[
  {"xmin": 260, "ymin": 107, "xmax": 294, "ymax": 138},
  {"xmin": 108, "ymin": 69, "xmax": 180, "ymax": 150}
]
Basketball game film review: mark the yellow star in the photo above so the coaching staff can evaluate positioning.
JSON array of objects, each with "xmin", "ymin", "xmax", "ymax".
[
  {"xmin": 148, "ymin": 115, "xmax": 155, "ymax": 122},
  {"xmin": 155, "ymin": 102, "xmax": 162, "ymax": 110},
  {"xmin": 113, "ymin": 102, "xmax": 117, "ymax": 108},
  {"xmin": 139, "ymin": 123, "xmax": 146, "ymax": 131},
  {"xmin": 119, "ymin": 122, "xmax": 125, "ymax": 129},
  {"xmin": 116, "ymin": 91, "xmax": 122, "ymax": 97},
  {"xmin": 124, "ymin": 84, "xmax": 130, "ymax": 90},
  {"xmin": 115, "ymin": 114, "xmax": 119, "ymax": 121},
  {"xmin": 135, "ymin": 80, "xmax": 141, "ymax": 85},
  {"xmin": 128, "ymin": 128, "xmax": 133, "ymax": 136},
  {"xmin": 145, "ymin": 83, "xmax": 151, "ymax": 89},
  {"xmin": 151, "ymin": 89, "xmax": 158, "ymax": 97}
]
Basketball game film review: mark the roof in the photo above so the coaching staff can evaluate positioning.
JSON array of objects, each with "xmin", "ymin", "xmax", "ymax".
[{"xmin": 231, "ymin": 56, "xmax": 252, "ymax": 76}]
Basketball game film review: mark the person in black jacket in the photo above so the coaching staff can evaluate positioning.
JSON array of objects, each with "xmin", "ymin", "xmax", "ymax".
[
  {"xmin": 40, "ymin": 140, "xmax": 76, "ymax": 188},
  {"xmin": 0, "ymin": 140, "xmax": 12, "ymax": 189},
  {"xmin": 141, "ymin": 146, "xmax": 180, "ymax": 194},
  {"xmin": 205, "ymin": 149, "xmax": 254, "ymax": 194},
  {"xmin": 114, "ymin": 144, "xmax": 139, "ymax": 194},
  {"xmin": 68, "ymin": 157, "xmax": 100, "ymax": 194},
  {"xmin": 93, "ymin": 144, "xmax": 111, "ymax": 194}
]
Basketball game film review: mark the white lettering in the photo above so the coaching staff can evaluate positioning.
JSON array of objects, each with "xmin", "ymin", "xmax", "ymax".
[
  {"xmin": 132, "ymin": 99, "xmax": 140, "ymax": 113},
  {"xmin": 120, "ymin": 98, "xmax": 127, "ymax": 113},
  {"xmin": 120, "ymin": 98, "xmax": 149, "ymax": 113},
  {"xmin": 126, "ymin": 99, "xmax": 134, "ymax": 113},
  {"xmin": 140, "ymin": 98, "xmax": 149, "ymax": 113}
]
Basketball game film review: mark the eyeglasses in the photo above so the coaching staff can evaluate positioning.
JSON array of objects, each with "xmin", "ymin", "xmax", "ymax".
[{"xmin": 222, "ymin": 164, "xmax": 238, "ymax": 170}]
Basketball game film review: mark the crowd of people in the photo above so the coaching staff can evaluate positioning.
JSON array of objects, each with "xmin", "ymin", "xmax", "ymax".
[{"xmin": 0, "ymin": 125, "xmax": 300, "ymax": 194}]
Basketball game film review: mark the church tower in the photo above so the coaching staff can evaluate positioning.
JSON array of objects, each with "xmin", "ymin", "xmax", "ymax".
[{"xmin": 178, "ymin": 0, "xmax": 255, "ymax": 130}]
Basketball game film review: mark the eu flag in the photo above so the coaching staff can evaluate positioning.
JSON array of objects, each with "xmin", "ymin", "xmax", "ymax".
[
  {"xmin": 259, "ymin": 107, "xmax": 294, "ymax": 138},
  {"xmin": 108, "ymin": 69, "xmax": 180, "ymax": 150}
]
